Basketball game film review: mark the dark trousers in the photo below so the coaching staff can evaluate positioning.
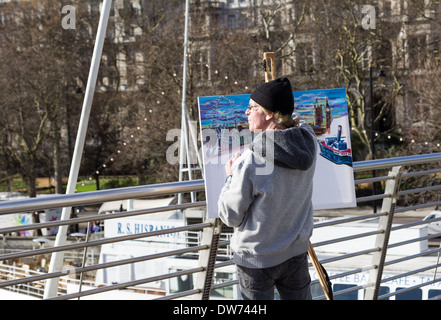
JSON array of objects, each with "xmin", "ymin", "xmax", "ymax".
[{"xmin": 236, "ymin": 252, "xmax": 312, "ymax": 300}]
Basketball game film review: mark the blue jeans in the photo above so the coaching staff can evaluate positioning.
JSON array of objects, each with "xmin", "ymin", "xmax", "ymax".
[{"xmin": 236, "ymin": 252, "xmax": 311, "ymax": 300}]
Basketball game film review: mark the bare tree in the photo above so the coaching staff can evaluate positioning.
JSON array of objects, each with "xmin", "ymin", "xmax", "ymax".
[
  {"xmin": 2, "ymin": 0, "xmax": 440, "ymax": 194},
  {"xmin": 0, "ymin": 0, "xmax": 92, "ymax": 195},
  {"xmin": 408, "ymin": 55, "xmax": 441, "ymax": 153},
  {"xmin": 85, "ymin": 0, "xmax": 186, "ymax": 183}
]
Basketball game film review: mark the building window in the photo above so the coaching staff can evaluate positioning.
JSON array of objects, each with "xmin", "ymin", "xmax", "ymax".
[
  {"xmin": 296, "ymin": 43, "xmax": 314, "ymax": 73},
  {"xmin": 409, "ymin": 35, "xmax": 428, "ymax": 70},
  {"xmin": 385, "ymin": 1, "xmax": 392, "ymax": 17},
  {"xmin": 169, "ymin": 268, "xmax": 193, "ymax": 293},
  {"xmin": 228, "ymin": 14, "xmax": 236, "ymax": 28}
]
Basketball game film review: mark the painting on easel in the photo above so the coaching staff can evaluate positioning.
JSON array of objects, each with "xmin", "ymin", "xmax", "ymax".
[
  {"xmin": 198, "ymin": 88, "xmax": 356, "ymax": 218},
  {"xmin": 293, "ymin": 88, "xmax": 356, "ymax": 210}
]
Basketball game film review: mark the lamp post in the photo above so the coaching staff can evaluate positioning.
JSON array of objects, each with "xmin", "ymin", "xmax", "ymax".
[{"xmin": 369, "ymin": 66, "xmax": 386, "ymax": 213}]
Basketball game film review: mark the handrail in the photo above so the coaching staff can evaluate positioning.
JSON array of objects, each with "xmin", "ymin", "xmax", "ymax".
[
  {"xmin": 352, "ymin": 152, "xmax": 441, "ymax": 172},
  {"xmin": 0, "ymin": 222, "xmax": 212, "ymax": 261},
  {"xmin": 1, "ymin": 153, "xmax": 439, "ymax": 215},
  {"xmin": 0, "ymin": 201, "xmax": 206, "ymax": 234},
  {"xmin": 0, "ymin": 244, "xmax": 211, "ymax": 290},
  {"xmin": 0, "ymin": 179, "xmax": 205, "ymax": 215}
]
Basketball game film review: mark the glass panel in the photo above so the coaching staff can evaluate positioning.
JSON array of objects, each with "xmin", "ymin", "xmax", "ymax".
[
  {"xmin": 428, "ymin": 289, "xmax": 441, "ymax": 299},
  {"xmin": 396, "ymin": 287, "xmax": 422, "ymax": 300},
  {"xmin": 334, "ymin": 284, "xmax": 358, "ymax": 300}
]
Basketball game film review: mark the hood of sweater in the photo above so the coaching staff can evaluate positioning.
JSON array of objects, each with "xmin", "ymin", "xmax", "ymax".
[{"xmin": 250, "ymin": 125, "xmax": 316, "ymax": 170}]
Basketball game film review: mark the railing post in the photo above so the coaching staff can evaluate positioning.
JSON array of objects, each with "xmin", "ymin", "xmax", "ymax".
[
  {"xmin": 365, "ymin": 165, "xmax": 402, "ymax": 300},
  {"xmin": 193, "ymin": 218, "xmax": 222, "ymax": 300}
]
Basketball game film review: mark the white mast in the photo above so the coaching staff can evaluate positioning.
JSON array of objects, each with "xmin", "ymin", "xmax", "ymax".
[
  {"xmin": 178, "ymin": 0, "xmax": 203, "ymax": 204},
  {"xmin": 43, "ymin": 0, "xmax": 113, "ymax": 299}
]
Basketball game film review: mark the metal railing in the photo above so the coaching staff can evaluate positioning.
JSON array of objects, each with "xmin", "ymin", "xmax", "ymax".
[{"xmin": 0, "ymin": 152, "xmax": 440, "ymax": 300}]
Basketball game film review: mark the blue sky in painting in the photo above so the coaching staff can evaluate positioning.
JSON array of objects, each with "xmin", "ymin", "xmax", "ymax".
[
  {"xmin": 198, "ymin": 88, "xmax": 347, "ymax": 129},
  {"xmin": 198, "ymin": 94, "xmax": 250, "ymax": 129},
  {"xmin": 293, "ymin": 88, "xmax": 348, "ymax": 124}
]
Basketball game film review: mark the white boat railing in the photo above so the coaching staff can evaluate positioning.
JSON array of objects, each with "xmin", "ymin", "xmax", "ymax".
[{"xmin": 0, "ymin": 152, "xmax": 440, "ymax": 300}]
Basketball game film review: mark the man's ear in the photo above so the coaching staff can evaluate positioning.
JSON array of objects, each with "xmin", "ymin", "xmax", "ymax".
[{"xmin": 265, "ymin": 113, "xmax": 274, "ymax": 121}]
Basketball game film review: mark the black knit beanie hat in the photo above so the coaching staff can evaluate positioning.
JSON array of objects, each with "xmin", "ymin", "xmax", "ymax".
[{"xmin": 250, "ymin": 77, "xmax": 294, "ymax": 116}]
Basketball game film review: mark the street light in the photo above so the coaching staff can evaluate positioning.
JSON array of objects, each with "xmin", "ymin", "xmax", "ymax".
[{"xmin": 369, "ymin": 66, "xmax": 386, "ymax": 213}]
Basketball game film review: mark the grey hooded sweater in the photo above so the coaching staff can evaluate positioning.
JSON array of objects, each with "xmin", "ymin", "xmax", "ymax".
[{"xmin": 218, "ymin": 121, "xmax": 317, "ymax": 269}]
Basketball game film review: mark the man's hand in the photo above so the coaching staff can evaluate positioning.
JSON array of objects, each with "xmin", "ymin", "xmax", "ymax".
[{"xmin": 225, "ymin": 152, "xmax": 241, "ymax": 176}]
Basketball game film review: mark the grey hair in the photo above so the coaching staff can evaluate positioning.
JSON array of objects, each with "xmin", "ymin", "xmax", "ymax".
[{"xmin": 260, "ymin": 107, "xmax": 300, "ymax": 128}]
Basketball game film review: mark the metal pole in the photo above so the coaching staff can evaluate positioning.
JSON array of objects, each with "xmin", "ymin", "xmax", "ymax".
[
  {"xmin": 44, "ymin": 0, "xmax": 112, "ymax": 299},
  {"xmin": 365, "ymin": 166, "xmax": 402, "ymax": 300},
  {"xmin": 193, "ymin": 218, "xmax": 222, "ymax": 300},
  {"xmin": 77, "ymin": 224, "xmax": 91, "ymax": 300},
  {"xmin": 178, "ymin": 0, "xmax": 194, "ymax": 203},
  {"xmin": 370, "ymin": 65, "xmax": 377, "ymax": 213}
]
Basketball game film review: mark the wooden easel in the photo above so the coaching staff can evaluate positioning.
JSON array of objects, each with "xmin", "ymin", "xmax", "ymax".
[
  {"xmin": 308, "ymin": 242, "xmax": 333, "ymax": 300},
  {"xmin": 263, "ymin": 52, "xmax": 276, "ymax": 82},
  {"xmin": 263, "ymin": 52, "xmax": 333, "ymax": 300}
]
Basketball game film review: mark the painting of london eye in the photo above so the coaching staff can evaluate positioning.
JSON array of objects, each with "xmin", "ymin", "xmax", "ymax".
[{"xmin": 198, "ymin": 94, "xmax": 252, "ymax": 165}]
